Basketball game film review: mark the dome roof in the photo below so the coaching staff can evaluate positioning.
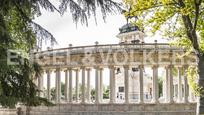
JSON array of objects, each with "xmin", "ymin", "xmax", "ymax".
[{"xmin": 119, "ymin": 23, "xmax": 140, "ymax": 34}]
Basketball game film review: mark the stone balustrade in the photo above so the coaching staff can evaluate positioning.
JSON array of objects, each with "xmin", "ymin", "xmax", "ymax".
[{"xmin": 34, "ymin": 43, "xmax": 197, "ymax": 105}]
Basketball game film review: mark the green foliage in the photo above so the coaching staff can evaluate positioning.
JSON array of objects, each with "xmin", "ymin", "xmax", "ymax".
[
  {"xmin": 0, "ymin": 0, "xmax": 122, "ymax": 109},
  {"xmin": 59, "ymin": 0, "xmax": 122, "ymax": 26},
  {"xmin": 0, "ymin": 1, "xmax": 53, "ymax": 107},
  {"xmin": 125, "ymin": 0, "xmax": 204, "ymax": 97},
  {"xmin": 187, "ymin": 66, "xmax": 204, "ymax": 96},
  {"xmin": 125, "ymin": 0, "xmax": 204, "ymax": 53},
  {"xmin": 0, "ymin": 96, "xmax": 17, "ymax": 108},
  {"xmin": 158, "ymin": 77, "xmax": 163, "ymax": 97},
  {"xmin": 103, "ymin": 86, "xmax": 110, "ymax": 99},
  {"xmin": 50, "ymin": 82, "xmax": 65, "ymax": 100},
  {"xmin": 91, "ymin": 89, "xmax": 96, "ymax": 99}
]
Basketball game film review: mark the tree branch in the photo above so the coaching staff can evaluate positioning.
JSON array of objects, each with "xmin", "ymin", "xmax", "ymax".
[
  {"xmin": 129, "ymin": 2, "xmax": 179, "ymax": 18},
  {"xmin": 178, "ymin": 0, "xmax": 200, "ymax": 54},
  {"xmin": 193, "ymin": 0, "xmax": 202, "ymax": 30},
  {"xmin": 13, "ymin": 0, "xmax": 57, "ymax": 48}
]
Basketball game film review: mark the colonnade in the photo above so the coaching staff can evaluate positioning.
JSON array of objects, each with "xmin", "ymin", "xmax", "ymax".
[{"xmin": 37, "ymin": 65, "xmax": 194, "ymax": 104}]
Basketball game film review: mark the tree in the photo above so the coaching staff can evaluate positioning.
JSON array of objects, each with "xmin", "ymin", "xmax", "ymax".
[
  {"xmin": 0, "ymin": 5, "xmax": 52, "ymax": 109},
  {"xmin": 0, "ymin": 0, "xmax": 122, "ymax": 111},
  {"xmin": 50, "ymin": 82, "xmax": 65, "ymax": 100},
  {"xmin": 103, "ymin": 86, "xmax": 110, "ymax": 99},
  {"xmin": 158, "ymin": 77, "xmax": 163, "ymax": 97},
  {"xmin": 125, "ymin": 0, "xmax": 204, "ymax": 114},
  {"xmin": 91, "ymin": 89, "xmax": 96, "ymax": 102}
]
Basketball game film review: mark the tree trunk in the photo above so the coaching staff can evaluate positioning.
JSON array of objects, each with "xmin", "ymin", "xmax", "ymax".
[
  {"xmin": 26, "ymin": 106, "xmax": 31, "ymax": 115},
  {"xmin": 197, "ymin": 54, "xmax": 204, "ymax": 115},
  {"xmin": 17, "ymin": 107, "xmax": 23, "ymax": 115}
]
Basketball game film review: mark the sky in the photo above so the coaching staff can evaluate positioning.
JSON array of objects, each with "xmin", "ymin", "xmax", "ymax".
[
  {"xmin": 34, "ymin": 9, "xmax": 126, "ymax": 49},
  {"xmin": 34, "ymin": 3, "xmax": 168, "ymax": 50},
  {"xmin": 34, "ymin": 1, "xmax": 167, "ymax": 88}
]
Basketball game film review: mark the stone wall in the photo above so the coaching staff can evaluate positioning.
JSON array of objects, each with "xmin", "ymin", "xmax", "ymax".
[
  {"xmin": 26, "ymin": 103, "xmax": 196, "ymax": 115},
  {"xmin": 0, "ymin": 108, "xmax": 16, "ymax": 115}
]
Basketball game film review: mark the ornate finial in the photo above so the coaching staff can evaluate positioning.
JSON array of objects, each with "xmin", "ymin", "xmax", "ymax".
[
  {"xmin": 95, "ymin": 41, "xmax": 99, "ymax": 45},
  {"xmin": 69, "ymin": 44, "xmax": 72, "ymax": 47}
]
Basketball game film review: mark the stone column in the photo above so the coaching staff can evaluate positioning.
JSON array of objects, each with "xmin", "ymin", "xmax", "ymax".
[
  {"xmin": 162, "ymin": 80, "xmax": 165, "ymax": 99},
  {"xmin": 169, "ymin": 65, "xmax": 174, "ymax": 103},
  {"xmin": 139, "ymin": 65, "xmax": 144, "ymax": 103},
  {"xmin": 184, "ymin": 66, "xmax": 189, "ymax": 103},
  {"xmin": 165, "ymin": 66, "xmax": 169, "ymax": 102},
  {"xmin": 64, "ymin": 69, "xmax": 69, "ymax": 102},
  {"xmin": 69, "ymin": 68, "xmax": 73, "ymax": 103},
  {"xmin": 81, "ymin": 67, "xmax": 86, "ymax": 103},
  {"xmin": 99, "ymin": 68, "xmax": 103, "ymax": 102},
  {"xmin": 95, "ymin": 67, "xmax": 100, "ymax": 104},
  {"xmin": 55, "ymin": 69, "xmax": 61, "ymax": 103},
  {"xmin": 75, "ymin": 69, "xmax": 79, "ymax": 102},
  {"xmin": 189, "ymin": 88, "xmax": 194, "ymax": 102},
  {"xmin": 178, "ymin": 67, "xmax": 182, "ymax": 102},
  {"xmin": 152, "ymin": 65, "xmax": 159, "ymax": 103},
  {"xmin": 124, "ymin": 65, "xmax": 129, "ymax": 104},
  {"xmin": 55, "ymin": 70, "xmax": 58, "ymax": 102},
  {"xmin": 190, "ymin": 90, "xmax": 196, "ymax": 102},
  {"xmin": 58, "ymin": 69, "xmax": 61, "ymax": 103},
  {"xmin": 109, "ymin": 66, "xmax": 116, "ymax": 103},
  {"xmin": 46, "ymin": 70, "xmax": 51, "ymax": 101},
  {"xmin": 86, "ymin": 68, "xmax": 91, "ymax": 102},
  {"xmin": 38, "ymin": 73, "xmax": 44, "ymax": 97},
  {"xmin": 173, "ymin": 85, "xmax": 176, "ymax": 98}
]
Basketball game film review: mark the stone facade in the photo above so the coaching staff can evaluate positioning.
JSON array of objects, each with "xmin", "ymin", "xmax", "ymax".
[{"xmin": 30, "ymin": 22, "xmax": 198, "ymax": 114}]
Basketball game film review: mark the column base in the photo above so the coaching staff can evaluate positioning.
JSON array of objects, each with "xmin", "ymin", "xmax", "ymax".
[
  {"xmin": 169, "ymin": 100, "xmax": 174, "ymax": 104},
  {"xmin": 86, "ymin": 100, "xmax": 90, "ymax": 103},
  {"xmin": 177, "ymin": 99, "xmax": 182, "ymax": 103},
  {"xmin": 81, "ymin": 101, "xmax": 86, "ymax": 104},
  {"xmin": 125, "ymin": 101, "xmax": 129, "ymax": 104},
  {"xmin": 109, "ymin": 100, "xmax": 115, "ymax": 104},
  {"xmin": 151, "ymin": 99, "xmax": 160, "ymax": 104},
  {"xmin": 184, "ymin": 100, "xmax": 189, "ymax": 103},
  {"xmin": 68, "ymin": 101, "xmax": 73, "ymax": 104},
  {"xmin": 95, "ymin": 100, "xmax": 100, "ymax": 104},
  {"xmin": 138, "ymin": 101, "xmax": 144, "ymax": 104}
]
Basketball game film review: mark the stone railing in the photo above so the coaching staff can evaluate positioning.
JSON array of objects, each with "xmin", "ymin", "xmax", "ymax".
[
  {"xmin": 0, "ymin": 108, "xmax": 17, "ymax": 115},
  {"xmin": 35, "ymin": 43, "xmax": 185, "ymax": 56}
]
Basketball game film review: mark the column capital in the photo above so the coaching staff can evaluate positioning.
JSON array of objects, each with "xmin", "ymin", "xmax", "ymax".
[
  {"xmin": 139, "ymin": 65, "xmax": 144, "ymax": 69},
  {"xmin": 165, "ymin": 65, "xmax": 174, "ymax": 69},
  {"xmin": 152, "ymin": 65, "xmax": 159, "ymax": 69},
  {"xmin": 56, "ymin": 68, "xmax": 61, "ymax": 70},
  {"xmin": 99, "ymin": 67, "xmax": 104, "ymax": 70},
  {"xmin": 108, "ymin": 65, "xmax": 115, "ymax": 69},
  {"xmin": 177, "ymin": 66, "xmax": 183, "ymax": 69},
  {"xmin": 94, "ymin": 66, "xmax": 100, "ymax": 69},
  {"xmin": 46, "ymin": 69, "xmax": 52, "ymax": 74},
  {"xmin": 183, "ymin": 65, "xmax": 189, "ymax": 69},
  {"xmin": 80, "ymin": 66, "xmax": 86, "ymax": 69},
  {"xmin": 74, "ymin": 68, "xmax": 80, "ymax": 72},
  {"xmin": 86, "ymin": 68, "xmax": 91, "ymax": 71},
  {"xmin": 123, "ymin": 65, "xmax": 130, "ymax": 69},
  {"xmin": 67, "ymin": 67, "xmax": 72, "ymax": 70},
  {"xmin": 54, "ymin": 68, "xmax": 61, "ymax": 73}
]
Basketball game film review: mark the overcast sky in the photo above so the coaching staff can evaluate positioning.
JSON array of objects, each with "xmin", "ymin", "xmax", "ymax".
[{"xmin": 34, "ymin": 1, "xmax": 168, "ymax": 50}]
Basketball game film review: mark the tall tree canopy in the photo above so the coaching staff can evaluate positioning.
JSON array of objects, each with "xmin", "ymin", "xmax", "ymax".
[
  {"xmin": 0, "ymin": 0, "xmax": 122, "ymax": 108},
  {"xmin": 125, "ymin": 0, "xmax": 204, "ymax": 114}
]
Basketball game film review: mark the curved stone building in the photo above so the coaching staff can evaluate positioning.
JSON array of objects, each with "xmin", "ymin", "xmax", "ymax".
[{"xmin": 31, "ymin": 22, "xmax": 197, "ymax": 115}]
